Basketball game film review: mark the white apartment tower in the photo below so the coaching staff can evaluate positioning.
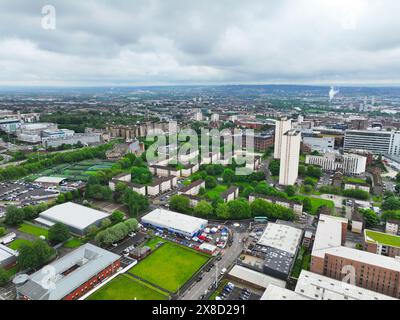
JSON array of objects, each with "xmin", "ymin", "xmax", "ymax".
[
  {"xmin": 274, "ymin": 118, "xmax": 292, "ymax": 159},
  {"xmin": 279, "ymin": 129, "xmax": 301, "ymax": 186}
]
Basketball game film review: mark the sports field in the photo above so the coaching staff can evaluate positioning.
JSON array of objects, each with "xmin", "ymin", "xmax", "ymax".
[
  {"xmin": 25, "ymin": 159, "xmax": 115, "ymax": 182},
  {"xmin": 87, "ymin": 274, "xmax": 168, "ymax": 300},
  {"xmin": 129, "ymin": 242, "xmax": 210, "ymax": 293}
]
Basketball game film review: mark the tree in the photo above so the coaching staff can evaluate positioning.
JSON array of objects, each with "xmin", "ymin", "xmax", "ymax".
[
  {"xmin": 87, "ymin": 225, "xmax": 99, "ymax": 237},
  {"xmin": 227, "ymin": 199, "xmax": 251, "ymax": 219},
  {"xmin": 56, "ymin": 193, "xmax": 66, "ymax": 204},
  {"xmin": 17, "ymin": 240, "xmax": 54, "ymax": 271},
  {"xmin": 306, "ymin": 165, "xmax": 322, "ymax": 179},
  {"xmin": 359, "ymin": 209, "xmax": 380, "ymax": 227},
  {"xmin": 215, "ymin": 203, "xmax": 230, "ymax": 219},
  {"xmin": 101, "ymin": 218, "xmax": 112, "ymax": 229},
  {"xmin": 169, "ymin": 195, "xmax": 191, "ymax": 214},
  {"xmin": 250, "ymin": 198, "xmax": 294, "ymax": 221},
  {"xmin": 382, "ymin": 196, "xmax": 400, "ymax": 211},
  {"xmin": 122, "ymin": 189, "xmax": 149, "ymax": 217},
  {"xmin": 32, "ymin": 239, "xmax": 55, "ymax": 266},
  {"xmin": 65, "ymin": 192, "xmax": 73, "ymax": 201},
  {"xmin": 124, "ymin": 218, "xmax": 138, "ymax": 232},
  {"xmin": 298, "ymin": 165, "xmax": 306, "ymax": 176},
  {"xmin": 0, "ymin": 268, "xmax": 9, "ymax": 286},
  {"xmin": 131, "ymin": 166, "xmax": 152, "ymax": 185},
  {"xmin": 48, "ymin": 223, "xmax": 70, "ymax": 245},
  {"xmin": 303, "ymin": 177, "xmax": 316, "ymax": 187},
  {"xmin": 302, "ymin": 197, "xmax": 312, "ymax": 213},
  {"xmin": 205, "ymin": 176, "xmax": 217, "ymax": 189},
  {"xmin": 23, "ymin": 206, "xmax": 38, "ymax": 220},
  {"xmin": 269, "ymin": 159, "xmax": 280, "ymax": 176},
  {"xmin": 303, "ymin": 185, "xmax": 313, "ymax": 194},
  {"xmin": 285, "ymin": 185, "xmax": 296, "ymax": 197},
  {"xmin": 4, "ymin": 205, "xmax": 25, "ymax": 226},
  {"xmin": 0, "ymin": 227, "xmax": 5, "ymax": 237},
  {"xmin": 243, "ymin": 186, "xmax": 255, "ymax": 199},
  {"xmin": 342, "ymin": 189, "xmax": 369, "ymax": 200},
  {"xmin": 111, "ymin": 210, "xmax": 125, "ymax": 223},
  {"xmin": 194, "ymin": 201, "xmax": 213, "ymax": 217},
  {"xmin": 222, "ymin": 169, "xmax": 235, "ymax": 184}
]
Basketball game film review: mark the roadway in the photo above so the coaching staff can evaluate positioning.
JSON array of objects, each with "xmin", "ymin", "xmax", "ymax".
[{"xmin": 179, "ymin": 224, "xmax": 247, "ymax": 300}]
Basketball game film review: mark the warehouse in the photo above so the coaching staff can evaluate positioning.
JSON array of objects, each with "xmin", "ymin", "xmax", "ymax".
[
  {"xmin": 0, "ymin": 244, "xmax": 18, "ymax": 268},
  {"xmin": 16, "ymin": 244, "xmax": 120, "ymax": 300},
  {"xmin": 141, "ymin": 208, "xmax": 208, "ymax": 237},
  {"xmin": 35, "ymin": 202, "xmax": 110, "ymax": 236}
]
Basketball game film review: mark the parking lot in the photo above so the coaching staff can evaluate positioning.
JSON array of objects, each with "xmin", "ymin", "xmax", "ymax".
[{"xmin": 215, "ymin": 282, "xmax": 261, "ymax": 301}]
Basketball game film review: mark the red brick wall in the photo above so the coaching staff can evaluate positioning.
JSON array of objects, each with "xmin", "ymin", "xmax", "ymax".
[{"xmin": 63, "ymin": 259, "xmax": 120, "ymax": 300}]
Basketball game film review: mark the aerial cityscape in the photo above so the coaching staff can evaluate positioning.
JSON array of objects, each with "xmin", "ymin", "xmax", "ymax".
[{"xmin": 0, "ymin": 0, "xmax": 400, "ymax": 311}]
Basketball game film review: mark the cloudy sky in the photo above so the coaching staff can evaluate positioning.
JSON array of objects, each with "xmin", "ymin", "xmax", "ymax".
[{"xmin": 0, "ymin": 0, "xmax": 400, "ymax": 86}]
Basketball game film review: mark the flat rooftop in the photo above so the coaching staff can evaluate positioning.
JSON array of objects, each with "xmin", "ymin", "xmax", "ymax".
[
  {"xmin": 365, "ymin": 229, "xmax": 400, "ymax": 248},
  {"xmin": 18, "ymin": 243, "xmax": 120, "ymax": 300},
  {"xmin": 229, "ymin": 265, "xmax": 286, "ymax": 290},
  {"xmin": 257, "ymin": 223, "xmax": 302, "ymax": 256},
  {"xmin": 312, "ymin": 214, "xmax": 348, "ymax": 258},
  {"xmin": 296, "ymin": 270, "xmax": 396, "ymax": 300},
  {"xmin": 142, "ymin": 208, "xmax": 208, "ymax": 235},
  {"xmin": 0, "ymin": 244, "xmax": 18, "ymax": 262},
  {"xmin": 38, "ymin": 202, "xmax": 110, "ymax": 231},
  {"xmin": 261, "ymin": 284, "xmax": 309, "ymax": 300}
]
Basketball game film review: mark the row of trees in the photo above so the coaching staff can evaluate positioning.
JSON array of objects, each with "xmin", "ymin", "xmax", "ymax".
[
  {"xmin": 169, "ymin": 195, "xmax": 295, "ymax": 221},
  {"xmin": 95, "ymin": 218, "xmax": 138, "ymax": 246},
  {"xmin": 4, "ymin": 203, "xmax": 50, "ymax": 226},
  {"xmin": 0, "ymin": 143, "xmax": 114, "ymax": 181}
]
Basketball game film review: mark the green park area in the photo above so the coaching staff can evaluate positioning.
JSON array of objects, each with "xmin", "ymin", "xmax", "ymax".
[
  {"xmin": 7, "ymin": 238, "xmax": 32, "ymax": 250},
  {"xmin": 87, "ymin": 274, "xmax": 168, "ymax": 300},
  {"xmin": 291, "ymin": 195, "xmax": 335, "ymax": 215},
  {"xmin": 18, "ymin": 223, "xmax": 49, "ymax": 238},
  {"xmin": 365, "ymin": 230, "xmax": 400, "ymax": 247},
  {"xmin": 25, "ymin": 159, "xmax": 115, "ymax": 182},
  {"xmin": 129, "ymin": 242, "xmax": 210, "ymax": 293}
]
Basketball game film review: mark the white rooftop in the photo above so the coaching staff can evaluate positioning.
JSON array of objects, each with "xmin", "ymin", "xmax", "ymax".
[
  {"xmin": 38, "ymin": 202, "xmax": 110, "ymax": 231},
  {"xmin": 35, "ymin": 176, "xmax": 67, "ymax": 184},
  {"xmin": 257, "ymin": 223, "xmax": 302, "ymax": 255},
  {"xmin": 0, "ymin": 244, "xmax": 18, "ymax": 262},
  {"xmin": 296, "ymin": 270, "xmax": 396, "ymax": 300},
  {"xmin": 261, "ymin": 284, "xmax": 309, "ymax": 300},
  {"xmin": 312, "ymin": 215, "xmax": 400, "ymax": 272},
  {"xmin": 312, "ymin": 214, "xmax": 347, "ymax": 258},
  {"xmin": 229, "ymin": 265, "xmax": 286, "ymax": 290},
  {"xmin": 141, "ymin": 208, "xmax": 207, "ymax": 235}
]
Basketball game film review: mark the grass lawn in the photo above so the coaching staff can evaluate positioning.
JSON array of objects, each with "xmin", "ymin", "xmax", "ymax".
[
  {"xmin": 18, "ymin": 223, "xmax": 49, "ymax": 238},
  {"xmin": 63, "ymin": 238, "xmax": 83, "ymax": 249},
  {"xmin": 205, "ymin": 185, "xmax": 228, "ymax": 198},
  {"xmin": 7, "ymin": 238, "xmax": 32, "ymax": 250},
  {"xmin": 365, "ymin": 230, "xmax": 400, "ymax": 247},
  {"xmin": 129, "ymin": 242, "xmax": 210, "ymax": 293},
  {"xmin": 291, "ymin": 195, "xmax": 335, "ymax": 215},
  {"xmin": 209, "ymin": 279, "xmax": 228, "ymax": 300},
  {"xmin": 87, "ymin": 274, "xmax": 168, "ymax": 300},
  {"xmin": 143, "ymin": 236, "xmax": 165, "ymax": 250},
  {"xmin": 344, "ymin": 177, "xmax": 367, "ymax": 185}
]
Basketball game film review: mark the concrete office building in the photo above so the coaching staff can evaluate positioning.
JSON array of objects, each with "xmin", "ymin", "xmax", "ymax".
[
  {"xmin": 306, "ymin": 153, "xmax": 367, "ymax": 175},
  {"xmin": 274, "ymin": 118, "xmax": 292, "ymax": 159},
  {"xmin": 344, "ymin": 130, "xmax": 400, "ymax": 155},
  {"xmin": 302, "ymin": 136, "xmax": 334, "ymax": 153},
  {"xmin": 310, "ymin": 214, "xmax": 400, "ymax": 298},
  {"xmin": 279, "ymin": 129, "xmax": 301, "ymax": 186}
]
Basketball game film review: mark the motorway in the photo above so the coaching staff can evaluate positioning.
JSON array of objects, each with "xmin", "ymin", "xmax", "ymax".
[{"xmin": 179, "ymin": 224, "xmax": 247, "ymax": 300}]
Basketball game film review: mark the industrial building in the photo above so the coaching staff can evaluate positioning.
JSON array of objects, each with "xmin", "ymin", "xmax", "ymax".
[
  {"xmin": 141, "ymin": 208, "xmax": 208, "ymax": 238},
  {"xmin": 302, "ymin": 136, "xmax": 335, "ymax": 153},
  {"xmin": 35, "ymin": 202, "xmax": 110, "ymax": 236},
  {"xmin": 0, "ymin": 244, "xmax": 18, "ymax": 268},
  {"xmin": 16, "ymin": 244, "xmax": 120, "ymax": 300}
]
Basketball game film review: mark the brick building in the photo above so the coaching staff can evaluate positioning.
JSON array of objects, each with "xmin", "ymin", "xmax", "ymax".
[{"xmin": 17, "ymin": 244, "xmax": 120, "ymax": 300}]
